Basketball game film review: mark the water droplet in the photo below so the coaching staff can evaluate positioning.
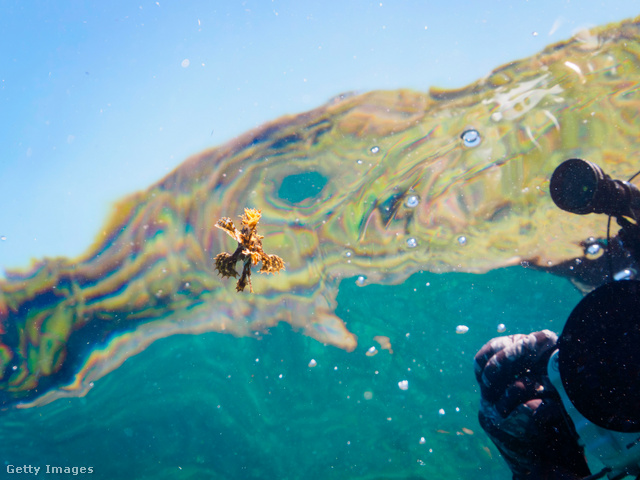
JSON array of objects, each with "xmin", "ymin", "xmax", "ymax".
[
  {"xmin": 497, "ymin": 323, "xmax": 506, "ymax": 333},
  {"xmin": 456, "ymin": 325, "xmax": 469, "ymax": 334},
  {"xmin": 461, "ymin": 129, "xmax": 481, "ymax": 147},
  {"xmin": 405, "ymin": 195, "xmax": 420, "ymax": 208},
  {"xmin": 398, "ymin": 380, "xmax": 409, "ymax": 391},
  {"xmin": 308, "ymin": 359, "xmax": 317, "ymax": 367},
  {"xmin": 457, "ymin": 236, "xmax": 467, "ymax": 246},
  {"xmin": 370, "ymin": 146, "xmax": 380, "ymax": 154},
  {"xmin": 406, "ymin": 237, "xmax": 418, "ymax": 248},
  {"xmin": 356, "ymin": 275, "xmax": 366, "ymax": 286}
]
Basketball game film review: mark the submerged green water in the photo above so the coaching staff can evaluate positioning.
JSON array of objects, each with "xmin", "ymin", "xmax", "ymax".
[{"xmin": 0, "ymin": 267, "xmax": 581, "ymax": 479}]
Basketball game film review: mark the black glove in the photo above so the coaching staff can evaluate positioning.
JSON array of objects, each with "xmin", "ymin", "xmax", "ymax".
[{"xmin": 474, "ymin": 330, "xmax": 591, "ymax": 480}]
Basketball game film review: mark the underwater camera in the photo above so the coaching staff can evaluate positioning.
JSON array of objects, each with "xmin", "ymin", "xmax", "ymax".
[{"xmin": 547, "ymin": 158, "xmax": 640, "ymax": 479}]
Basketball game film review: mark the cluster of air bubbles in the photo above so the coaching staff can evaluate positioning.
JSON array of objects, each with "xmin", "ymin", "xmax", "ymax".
[
  {"xmin": 356, "ymin": 275, "xmax": 366, "ymax": 287},
  {"xmin": 405, "ymin": 195, "xmax": 420, "ymax": 208},
  {"xmin": 370, "ymin": 146, "xmax": 380, "ymax": 154},
  {"xmin": 406, "ymin": 237, "xmax": 418, "ymax": 248},
  {"xmin": 398, "ymin": 380, "xmax": 409, "ymax": 390},
  {"xmin": 457, "ymin": 236, "xmax": 467, "ymax": 246},
  {"xmin": 461, "ymin": 129, "xmax": 481, "ymax": 148}
]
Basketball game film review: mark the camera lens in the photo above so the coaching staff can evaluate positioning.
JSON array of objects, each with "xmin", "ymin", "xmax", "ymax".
[{"xmin": 550, "ymin": 159, "xmax": 600, "ymax": 214}]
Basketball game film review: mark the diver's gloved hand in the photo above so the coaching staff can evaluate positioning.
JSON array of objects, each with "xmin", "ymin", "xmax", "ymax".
[{"xmin": 474, "ymin": 330, "xmax": 591, "ymax": 480}]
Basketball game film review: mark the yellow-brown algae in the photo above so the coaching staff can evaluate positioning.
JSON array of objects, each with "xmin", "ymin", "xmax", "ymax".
[{"xmin": 214, "ymin": 208, "xmax": 285, "ymax": 293}]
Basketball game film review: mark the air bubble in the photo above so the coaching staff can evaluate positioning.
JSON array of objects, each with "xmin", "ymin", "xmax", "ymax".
[
  {"xmin": 461, "ymin": 129, "xmax": 481, "ymax": 147},
  {"xmin": 356, "ymin": 275, "xmax": 366, "ymax": 287},
  {"xmin": 0, "ymin": 236, "xmax": 5, "ymax": 241},
  {"xmin": 613, "ymin": 268, "xmax": 636, "ymax": 281},
  {"xmin": 356, "ymin": 159, "xmax": 363, "ymax": 165},
  {"xmin": 405, "ymin": 195, "xmax": 420, "ymax": 208},
  {"xmin": 456, "ymin": 325, "xmax": 469, "ymax": 334},
  {"xmin": 457, "ymin": 236, "xmax": 467, "ymax": 246},
  {"xmin": 398, "ymin": 380, "xmax": 409, "ymax": 391},
  {"xmin": 370, "ymin": 146, "xmax": 380, "ymax": 154},
  {"xmin": 586, "ymin": 243, "xmax": 600, "ymax": 254},
  {"xmin": 308, "ymin": 359, "xmax": 317, "ymax": 367},
  {"xmin": 585, "ymin": 242, "xmax": 603, "ymax": 259},
  {"xmin": 497, "ymin": 323, "xmax": 506, "ymax": 333},
  {"xmin": 406, "ymin": 237, "xmax": 418, "ymax": 248}
]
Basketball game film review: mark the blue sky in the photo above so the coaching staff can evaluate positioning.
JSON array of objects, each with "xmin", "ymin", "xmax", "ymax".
[{"xmin": 1, "ymin": 1, "xmax": 639, "ymax": 273}]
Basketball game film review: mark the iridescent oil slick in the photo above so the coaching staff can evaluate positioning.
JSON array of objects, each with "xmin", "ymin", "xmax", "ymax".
[{"xmin": 1, "ymin": 17, "xmax": 640, "ymax": 408}]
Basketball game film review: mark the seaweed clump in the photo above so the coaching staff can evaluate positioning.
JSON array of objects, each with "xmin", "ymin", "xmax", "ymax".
[{"xmin": 214, "ymin": 208, "xmax": 285, "ymax": 292}]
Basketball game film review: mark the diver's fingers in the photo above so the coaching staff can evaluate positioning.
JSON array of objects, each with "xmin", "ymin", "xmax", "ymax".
[
  {"xmin": 494, "ymin": 375, "xmax": 541, "ymax": 417},
  {"xmin": 474, "ymin": 334, "xmax": 529, "ymax": 378},
  {"xmin": 478, "ymin": 330, "xmax": 558, "ymax": 402}
]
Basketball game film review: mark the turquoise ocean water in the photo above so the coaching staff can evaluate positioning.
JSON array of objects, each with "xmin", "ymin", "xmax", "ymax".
[{"xmin": 0, "ymin": 267, "xmax": 581, "ymax": 479}]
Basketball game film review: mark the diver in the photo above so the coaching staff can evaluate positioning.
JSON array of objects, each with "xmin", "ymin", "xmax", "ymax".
[{"xmin": 474, "ymin": 159, "xmax": 640, "ymax": 480}]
